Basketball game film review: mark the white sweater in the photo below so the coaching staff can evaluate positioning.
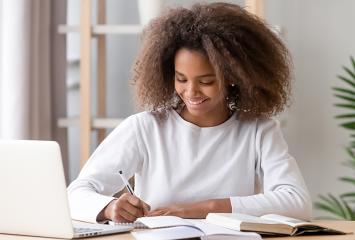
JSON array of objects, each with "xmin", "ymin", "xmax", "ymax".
[{"xmin": 67, "ymin": 110, "xmax": 312, "ymax": 223}]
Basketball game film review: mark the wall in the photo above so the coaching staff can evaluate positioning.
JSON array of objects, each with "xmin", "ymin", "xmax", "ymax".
[
  {"xmin": 66, "ymin": 0, "xmax": 355, "ymax": 217},
  {"xmin": 266, "ymin": 0, "xmax": 355, "ymax": 216}
]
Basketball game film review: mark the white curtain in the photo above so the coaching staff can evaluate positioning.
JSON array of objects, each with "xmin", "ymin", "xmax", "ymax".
[
  {"xmin": 1, "ymin": 0, "xmax": 52, "ymax": 139},
  {"xmin": 0, "ymin": 0, "xmax": 69, "ymax": 180}
]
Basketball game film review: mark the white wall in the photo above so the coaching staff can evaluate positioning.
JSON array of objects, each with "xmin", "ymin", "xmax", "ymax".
[
  {"xmin": 66, "ymin": 0, "xmax": 355, "ymax": 217},
  {"xmin": 266, "ymin": 0, "xmax": 355, "ymax": 216}
]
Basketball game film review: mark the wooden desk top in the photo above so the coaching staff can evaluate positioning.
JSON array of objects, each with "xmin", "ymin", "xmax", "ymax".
[{"xmin": 0, "ymin": 220, "xmax": 353, "ymax": 240}]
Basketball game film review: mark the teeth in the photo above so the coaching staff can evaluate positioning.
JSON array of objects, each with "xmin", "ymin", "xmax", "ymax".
[{"xmin": 187, "ymin": 99, "xmax": 205, "ymax": 105}]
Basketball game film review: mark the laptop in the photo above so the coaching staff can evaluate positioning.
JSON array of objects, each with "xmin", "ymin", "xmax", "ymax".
[{"xmin": 0, "ymin": 140, "xmax": 133, "ymax": 238}]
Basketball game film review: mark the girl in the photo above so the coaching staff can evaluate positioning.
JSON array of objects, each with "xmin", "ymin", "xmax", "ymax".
[{"xmin": 68, "ymin": 2, "xmax": 312, "ymax": 223}]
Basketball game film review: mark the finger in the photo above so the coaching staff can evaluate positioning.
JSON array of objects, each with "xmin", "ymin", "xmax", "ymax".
[
  {"xmin": 123, "ymin": 202, "xmax": 144, "ymax": 218},
  {"xmin": 142, "ymin": 202, "xmax": 151, "ymax": 216},
  {"xmin": 146, "ymin": 211, "xmax": 159, "ymax": 216},
  {"xmin": 127, "ymin": 195, "xmax": 142, "ymax": 208},
  {"xmin": 115, "ymin": 195, "xmax": 142, "ymax": 220},
  {"xmin": 126, "ymin": 195, "xmax": 150, "ymax": 215},
  {"xmin": 111, "ymin": 208, "xmax": 132, "ymax": 223},
  {"xmin": 123, "ymin": 194, "xmax": 150, "ymax": 216},
  {"xmin": 147, "ymin": 209, "xmax": 166, "ymax": 216},
  {"xmin": 118, "ymin": 208, "xmax": 137, "ymax": 222},
  {"xmin": 112, "ymin": 214, "xmax": 131, "ymax": 223},
  {"xmin": 162, "ymin": 211, "xmax": 173, "ymax": 216}
]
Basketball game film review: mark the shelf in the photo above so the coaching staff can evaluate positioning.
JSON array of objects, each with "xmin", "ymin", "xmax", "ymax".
[
  {"xmin": 58, "ymin": 24, "xmax": 142, "ymax": 35},
  {"xmin": 94, "ymin": 24, "xmax": 142, "ymax": 34},
  {"xmin": 58, "ymin": 25, "xmax": 80, "ymax": 33},
  {"xmin": 58, "ymin": 117, "xmax": 124, "ymax": 129},
  {"xmin": 58, "ymin": 23, "xmax": 281, "ymax": 37}
]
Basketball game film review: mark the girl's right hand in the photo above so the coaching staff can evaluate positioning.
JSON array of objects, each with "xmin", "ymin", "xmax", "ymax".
[{"xmin": 98, "ymin": 193, "xmax": 151, "ymax": 223}]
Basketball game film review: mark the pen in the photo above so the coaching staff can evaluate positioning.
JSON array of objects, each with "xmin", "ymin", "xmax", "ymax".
[{"xmin": 118, "ymin": 170, "xmax": 135, "ymax": 196}]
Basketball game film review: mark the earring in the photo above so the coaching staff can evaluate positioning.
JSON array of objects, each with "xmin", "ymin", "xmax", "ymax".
[
  {"xmin": 226, "ymin": 83, "xmax": 237, "ymax": 111},
  {"xmin": 226, "ymin": 94, "xmax": 237, "ymax": 111},
  {"xmin": 228, "ymin": 101, "xmax": 237, "ymax": 111}
]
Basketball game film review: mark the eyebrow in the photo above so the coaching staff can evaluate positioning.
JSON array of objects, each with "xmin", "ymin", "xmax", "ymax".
[{"xmin": 175, "ymin": 70, "xmax": 216, "ymax": 78}]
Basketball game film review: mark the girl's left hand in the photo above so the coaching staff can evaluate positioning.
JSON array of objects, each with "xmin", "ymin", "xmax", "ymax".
[{"xmin": 147, "ymin": 198, "xmax": 232, "ymax": 219}]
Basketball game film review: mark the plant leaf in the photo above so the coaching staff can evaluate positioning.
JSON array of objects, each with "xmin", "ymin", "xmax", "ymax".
[
  {"xmin": 342, "ymin": 66, "xmax": 355, "ymax": 81},
  {"xmin": 334, "ymin": 94, "xmax": 355, "ymax": 103},
  {"xmin": 345, "ymin": 147, "xmax": 355, "ymax": 168},
  {"xmin": 341, "ymin": 192, "xmax": 355, "ymax": 199},
  {"xmin": 316, "ymin": 57, "xmax": 355, "ymax": 220},
  {"xmin": 340, "ymin": 122, "xmax": 355, "ymax": 130},
  {"xmin": 346, "ymin": 147, "xmax": 355, "ymax": 159},
  {"xmin": 318, "ymin": 195, "xmax": 338, "ymax": 209},
  {"xmin": 314, "ymin": 201, "xmax": 343, "ymax": 219},
  {"xmin": 340, "ymin": 198, "xmax": 355, "ymax": 220},
  {"xmin": 335, "ymin": 114, "xmax": 355, "ymax": 119},
  {"xmin": 313, "ymin": 215, "xmax": 339, "ymax": 220},
  {"xmin": 342, "ymin": 161, "xmax": 355, "ymax": 170},
  {"xmin": 332, "ymin": 87, "xmax": 355, "ymax": 96},
  {"xmin": 335, "ymin": 104, "xmax": 355, "ymax": 111},
  {"xmin": 314, "ymin": 194, "xmax": 352, "ymax": 219},
  {"xmin": 327, "ymin": 194, "xmax": 347, "ymax": 218},
  {"xmin": 342, "ymin": 159, "xmax": 355, "ymax": 170},
  {"xmin": 337, "ymin": 75, "xmax": 355, "ymax": 89},
  {"xmin": 339, "ymin": 177, "xmax": 355, "ymax": 185},
  {"xmin": 351, "ymin": 56, "xmax": 355, "ymax": 71},
  {"xmin": 316, "ymin": 195, "xmax": 346, "ymax": 218}
]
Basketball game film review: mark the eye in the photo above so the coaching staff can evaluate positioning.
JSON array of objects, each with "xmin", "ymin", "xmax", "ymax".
[
  {"xmin": 200, "ymin": 79, "xmax": 215, "ymax": 85},
  {"xmin": 175, "ymin": 77, "xmax": 187, "ymax": 83}
]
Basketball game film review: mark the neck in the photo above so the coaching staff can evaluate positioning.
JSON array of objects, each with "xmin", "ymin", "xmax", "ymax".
[{"xmin": 180, "ymin": 106, "xmax": 231, "ymax": 127}]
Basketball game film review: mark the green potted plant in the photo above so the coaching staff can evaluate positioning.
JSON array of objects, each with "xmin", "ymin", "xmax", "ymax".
[{"xmin": 314, "ymin": 56, "xmax": 355, "ymax": 220}]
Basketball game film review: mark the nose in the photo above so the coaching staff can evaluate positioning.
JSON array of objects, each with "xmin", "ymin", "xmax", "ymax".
[{"xmin": 186, "ymin": 81, "xmax": 200, "ymax": 96}]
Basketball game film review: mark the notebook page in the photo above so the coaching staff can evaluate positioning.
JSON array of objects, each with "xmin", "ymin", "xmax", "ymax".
[
  {"xmin": 132, "ymin": 226, "xmax": 203, "ymax": 240},
  {"xmin": 138, "ymin": 216, "xmax": 192, "ymax": 228},
  {"xmin": 187, "ymin": 219, "xmax": 261, "ymax": 239}
]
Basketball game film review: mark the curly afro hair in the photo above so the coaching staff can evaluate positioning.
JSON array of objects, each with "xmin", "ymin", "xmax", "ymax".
[{"xmin": 132, "ymin": 2, "xmax": 292, "ymax": 120}]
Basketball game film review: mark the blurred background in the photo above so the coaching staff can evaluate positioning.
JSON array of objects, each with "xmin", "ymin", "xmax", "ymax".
[{"xmin": 0, "ymin": 0, "xmax": 355, "ymax": 218}]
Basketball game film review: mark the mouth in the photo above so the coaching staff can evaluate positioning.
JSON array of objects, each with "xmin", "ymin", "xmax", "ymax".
[{"xmin": 185, "ymin": 98, "xmax": 208, "ymax": 106}]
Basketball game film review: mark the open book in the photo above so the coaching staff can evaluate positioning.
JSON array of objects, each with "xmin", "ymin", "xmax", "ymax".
[
  {"xmin": 206, "ymin": 213, "xmax": 347, "ymax": 236},
  {"xmin": 131, "ymin": 216, "xmax": 261, "ymax": 240}
]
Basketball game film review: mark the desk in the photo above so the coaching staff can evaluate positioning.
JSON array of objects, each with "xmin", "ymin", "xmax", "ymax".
[{"xmin": 0, "ymin": 220, "xmax": 353, "ymax": 240}]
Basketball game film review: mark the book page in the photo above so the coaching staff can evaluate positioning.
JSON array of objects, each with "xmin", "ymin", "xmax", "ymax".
[
  {"xmin": 260, "ymin": 214, "xmax": 347, "ymax": 236},
  {"xmin": 260, "ymin": 214, "xmax": 308, "ymax": 227},
  {"xmin": 209, "ymin": 213, "xmax": 279, "ymax": 224},
  {"xmin": 231, "ymin": 214, "xmax": 280, "ymax": 224}
]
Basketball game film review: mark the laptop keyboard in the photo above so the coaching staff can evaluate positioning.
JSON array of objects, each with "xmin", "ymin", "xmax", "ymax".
[{"xmin": 74, "ymin": 227, "xmax": 103, "ymax": 234}]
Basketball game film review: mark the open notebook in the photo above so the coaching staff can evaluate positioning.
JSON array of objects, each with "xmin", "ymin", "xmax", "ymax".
[{"xmin": 115, "ymin": 216, "xmax": 261, "ymax": 240}]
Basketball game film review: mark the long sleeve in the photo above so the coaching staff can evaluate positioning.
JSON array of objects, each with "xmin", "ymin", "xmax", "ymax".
[
  {"xmin": 67, "ymin": 115, "xmax": 144, "ymax": 223},
  {"xmin": 230, "ymin": 119, "xmax": 312, "ymax": 220}
]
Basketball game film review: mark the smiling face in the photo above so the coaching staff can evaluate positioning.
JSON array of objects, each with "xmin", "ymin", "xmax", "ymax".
[{"xmin": 174, "ymin": 48, "xmax": 230, "ymax": 127}]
